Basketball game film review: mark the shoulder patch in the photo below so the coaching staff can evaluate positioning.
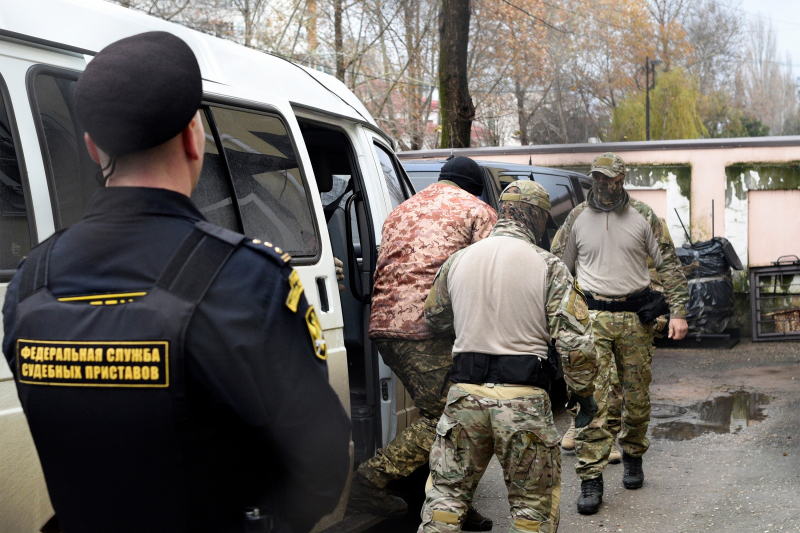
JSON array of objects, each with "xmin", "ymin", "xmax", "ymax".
[
  {"xmin": 566, "ymin": 280, "xmax": 590, "ymax": 325},
  {"xmin": 305, "ymin": 306, "xmax": 327, "ymax": 360},
  {"xmin": 286, "ymin": 269, "xmax": 304, "ymax": 312}
]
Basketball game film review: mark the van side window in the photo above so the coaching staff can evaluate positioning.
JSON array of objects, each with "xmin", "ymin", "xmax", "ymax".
[
  {"xmin": 191, "ymin": 110, "xmax": 239, "ymax": 232},
  {"xmin": 372, "ymin": 142, "xmax": 406, "ymax": 209},
  {"xmin": 30, "ymin": 71, "xmax": 101, "ymax": 229},
  {"xmin": 209, "ymin": 107, "xmax": 318, "ymax": 257},
  {"xmin": 0, "ymin": 85, "xmax": 31, "ymax": 273}
]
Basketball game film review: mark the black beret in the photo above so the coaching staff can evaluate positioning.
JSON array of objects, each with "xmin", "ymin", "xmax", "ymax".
[{"xmin": 75, "ymin": 31, "xmax": 202, "ymax": 157}]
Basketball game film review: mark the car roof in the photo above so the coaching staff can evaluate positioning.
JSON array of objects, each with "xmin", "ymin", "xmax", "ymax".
[
  {"xmin": 0, "ymin": 0, "xmax": 377, "ymax": 128},
  {"xmin": 401, "ymin": 158, "xmax": 590, "ymax": 180}
]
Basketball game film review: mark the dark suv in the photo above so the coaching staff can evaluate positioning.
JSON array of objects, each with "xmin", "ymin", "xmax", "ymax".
[{"xmin": 400, "ymin": 159, "xmax": 592, "ymax": 251}]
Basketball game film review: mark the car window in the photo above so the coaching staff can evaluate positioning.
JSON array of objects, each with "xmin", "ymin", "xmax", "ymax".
[
  {"xmin": 210, "ymin": 106, "xmax": 318, "ymax": 258},
  {"xmin": 0, "ymin": 80, "xmax": 31, "ymax": 273},
  {"xmin": 406, "ymin": 171, "xmax": 440, "ymax": 194},
  {"xmin": 373, "ymin": 142, "xmax": 406, "ymax": 209},
  {"xmin": 191, "ymin": 110, "xmax": 239, "ymax": 232},
  {"xmin": 30, "ymin": 70, "xmax": 101, "ymax": 229}
]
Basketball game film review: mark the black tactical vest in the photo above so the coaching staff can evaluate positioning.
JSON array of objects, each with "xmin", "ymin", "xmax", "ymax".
[{"xmin": 12, "ymin": 221, "xmax": 252, "ymax": 533}]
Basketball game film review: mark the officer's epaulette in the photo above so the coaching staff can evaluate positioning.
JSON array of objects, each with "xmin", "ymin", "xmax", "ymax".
[{"xmin": 243, "ymin": 238, "xmax": 293, "ymax": 266}]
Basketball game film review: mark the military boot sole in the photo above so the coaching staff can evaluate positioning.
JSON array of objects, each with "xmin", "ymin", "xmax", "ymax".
[
  {"xmin": 577, "ymin": 496, "xmax": 602, "ymax": 515},
  {"xmin": 346, "ymin": 498, "xmax": 408, "ymax": 519},
  {"xmin": 623, "ymin": 477, "xmax": 643, "ymax": 490},
  {"xmin": 462, "ymin": 518, "xmax": 493, "ymax": 531}
]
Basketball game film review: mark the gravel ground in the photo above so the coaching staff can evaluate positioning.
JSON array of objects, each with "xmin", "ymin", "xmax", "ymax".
[{"xmin": 369, "ymin": 338, "xmax": 800, "ymax": 532}]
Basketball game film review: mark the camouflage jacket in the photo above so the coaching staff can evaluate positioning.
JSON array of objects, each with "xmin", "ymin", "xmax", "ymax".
[
  {"xmin": 551, "ymin": 192, "xmax": 689, "ymax": 318},
  {"xmin": 368, "ymin": 181, "xmax": 497, "ymax": 340},
  {"xmin": 423, "ymin": 219, "xmax": 598, "ymax": 397}
]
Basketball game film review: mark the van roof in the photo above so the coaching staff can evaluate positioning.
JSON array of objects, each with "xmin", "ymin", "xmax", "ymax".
[
  {"xmin": 0, "ymin": 0, "xmax": 377, "ymax": 128},
  {"xmin": 402, "ymin": 158, "xmax": 591, "ymax": 180}
]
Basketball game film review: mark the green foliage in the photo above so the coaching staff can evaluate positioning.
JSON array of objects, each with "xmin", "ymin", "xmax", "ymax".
[
  {"xmin": 741, "ymin": 115, "xmax": 770, "ymax": 137},
  {"xmin": 609, "ymin": 68, "xmax": 709, "ymax": 141},
  {"xmin": 698, "ymin": 91, "xmax": 745, "ymax": 138}
]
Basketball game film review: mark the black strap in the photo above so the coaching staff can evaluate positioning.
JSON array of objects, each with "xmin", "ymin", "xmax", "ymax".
[
  {"xmin": 156, "ymin": 221, "xmax": 247, "ymax": 304},
  {"xmin": 445, "ymin": 352, "xmax": 552, "ymax": 391},
  {"xmin": 586, "ymin": 288, "xmax": 654, "ymax": 313},
  {"xmin": 18, "ymin": 230, "xmax": 67, "ymax": 302},
  {"xmin": 323, "ymin": 180, "xmax": 353, "ymax": 223}
]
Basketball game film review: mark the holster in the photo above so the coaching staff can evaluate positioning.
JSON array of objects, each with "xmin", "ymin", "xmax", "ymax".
[
  {"xmin": 584, "ymin": 288, "xmax": 668, "ymax": 325},
  {"xmin": 441, "ymin": 352, "xmax": 554, "ymax": 394}
]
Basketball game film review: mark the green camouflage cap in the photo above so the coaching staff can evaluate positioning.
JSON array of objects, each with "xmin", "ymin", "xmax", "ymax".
[
  {"xmin": 590, "ymin": 152, "xmax": 626, "ymax": 178},
  {"xmin": 499, "ymin": 180, "xmax": 551, "ymax": 212}
]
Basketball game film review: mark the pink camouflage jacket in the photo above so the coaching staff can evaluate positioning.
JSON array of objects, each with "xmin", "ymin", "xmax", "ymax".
[{"xmin": 368, "ymin": 181, "xmax": 497, "ymax": 340}]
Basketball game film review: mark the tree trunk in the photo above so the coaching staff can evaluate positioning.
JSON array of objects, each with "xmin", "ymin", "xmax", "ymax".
[
  {"xmin": 515, "ymin": 77, "xmax": 529, "ymax": 146},
  {"xmin": 438, "ymin": 0, "xmax": 474, "ymax": 148},
  {"xmin": 307, "ymin": 0, "xmax": 318, "ymax": 59},
  {"xmin": 334, "ymin": 0, "xmax": 345, "ymax": 82}
]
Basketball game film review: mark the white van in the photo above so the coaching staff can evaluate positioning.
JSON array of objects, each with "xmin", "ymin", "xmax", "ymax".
[{"xmin": 0, "ymin": 1, "xmax": 417, "ymax": 531}]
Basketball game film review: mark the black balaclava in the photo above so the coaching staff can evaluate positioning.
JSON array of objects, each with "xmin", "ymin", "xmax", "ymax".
[{"xmin": 438, "ymin": 156, "xmax": 484, "ymax": 197}]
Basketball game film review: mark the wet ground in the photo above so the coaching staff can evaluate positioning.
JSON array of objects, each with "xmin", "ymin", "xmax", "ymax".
[{"xmin": 368, "ymin": 338, "xmax": 800, "ymax": 532}]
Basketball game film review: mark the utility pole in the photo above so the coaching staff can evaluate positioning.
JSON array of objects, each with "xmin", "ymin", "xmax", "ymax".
[{"xmin": 645, "ymin": 56, "xmax": 662, "ymax": 141}]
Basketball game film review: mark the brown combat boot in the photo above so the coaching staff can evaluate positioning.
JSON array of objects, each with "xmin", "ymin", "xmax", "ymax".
[{"xmin": 560, "ymin": 420, "xmax": 575, "ymax": 451}]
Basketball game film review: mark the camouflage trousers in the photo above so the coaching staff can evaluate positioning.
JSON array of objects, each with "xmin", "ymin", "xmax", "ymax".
[
  {"xmin": 357, "ymin": 336, "xmax": 454, "ymax": 488},
  {"xmin": 420, "ymin": 385, "xmax": 562, "ymax": 533},
  {"xmin": 574, "ymin": 311, "xmax": 654, "ymax": 480}
]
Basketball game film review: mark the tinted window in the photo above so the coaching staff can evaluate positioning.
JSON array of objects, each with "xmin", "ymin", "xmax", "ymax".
[
  {"xmin": 373, "ymin": 142, "xmax": 405, "ymax": 209},
  {"xmin": 32, "ymin": 72, "xmax": 101, "ymax": 229},
  {"xmin": 0, "ymin": 85, "xmax": 31, "ymax": 272},
  {"xmin": 191, "ymin": 110, "xmax": 238, "ymax": 231},
  {"xmin": 406, "ymin": 171, "xmax": 440, "ymax": 195},
  {"xmin": 210, "ymin": 107, "xmax": 317, "ymax": 257}
]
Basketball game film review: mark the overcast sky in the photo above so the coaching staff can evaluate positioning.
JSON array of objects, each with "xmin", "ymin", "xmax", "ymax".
[{"xmin": 740, "ymin": 0, "xmax": 800, "ymax": 76}]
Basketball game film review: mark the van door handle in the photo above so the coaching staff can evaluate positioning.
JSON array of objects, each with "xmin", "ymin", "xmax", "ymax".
[{"xmin": 316, "ymin": 276, "xmax": 330, "ymax": 312}]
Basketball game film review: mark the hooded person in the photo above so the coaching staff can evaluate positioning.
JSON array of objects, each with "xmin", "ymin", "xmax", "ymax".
[
  {"xmin": 350, "ymin": 156, "xmax": 496, "ymax": 529},
  {"xmin": 550, "ymin": 153, "xmax": 689, "ymax": 515},
  {"xmin": 418, "ymin": 180, "xmax": 598, "ymax": 533}
]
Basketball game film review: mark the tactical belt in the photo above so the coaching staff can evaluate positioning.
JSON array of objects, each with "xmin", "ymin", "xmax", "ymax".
[
  {"xmin": 441, "ymin": 352, "xmax": 554, "ymax": 394},
  {"xmin": 585, "ymin": 288, "xmax": 651, "ymax": 313}
]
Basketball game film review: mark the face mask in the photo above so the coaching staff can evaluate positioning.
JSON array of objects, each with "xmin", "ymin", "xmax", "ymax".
[
  {"xmin": 591, "ymin": 174, "xmax": 625, "ymax": 211},
  {"xmin": 499, "ymin": 201, "xmax": 548, "ymax": 243}
]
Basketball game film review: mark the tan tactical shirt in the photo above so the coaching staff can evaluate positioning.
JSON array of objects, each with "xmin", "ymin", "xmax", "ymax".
[
  {"xmin": 424, "ymin": 219, "xmax": 598, "ymax": 397},
  {"xmin": 368, "ymin": 181, "xmax": 497, "ymax": 340},
  {"xmin": 552, "ymin": 192, "xmax": 689, "ymax": 318}
]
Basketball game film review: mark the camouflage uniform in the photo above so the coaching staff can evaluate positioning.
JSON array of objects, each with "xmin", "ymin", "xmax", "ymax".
[
  {"xmin": 551, "ymin": 154, "xmax": 689, "ymax": 481},
  {"xmin": 419, "ymin": 181, "xmax": 598, "ymax": 533},
  {"xmin": 606, "ymin": 218, "xmax": 674, "ymax": 440},
  {"xmin": 359, "ymin": 180, "xmax": 497, "ymax": 488}
]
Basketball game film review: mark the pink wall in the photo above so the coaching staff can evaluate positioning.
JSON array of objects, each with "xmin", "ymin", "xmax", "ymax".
[
  {"xmin": 477, "ymin": 145, "xmax": 800, "ymax": 240},
  {"xmin": 628, "ymin": 189, "xmax": 667, "ymax": 220},
  {"xmin": 748, "ymin": 190, "xmax": 800, "ymax": 267}
]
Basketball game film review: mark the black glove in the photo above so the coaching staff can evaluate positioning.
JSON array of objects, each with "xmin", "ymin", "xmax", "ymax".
[
  {"xmin": 637, "ymin": 292, "xmax": 669, "ymax": 325},
  {"xmin": 566, "ymin": 392, "xmax": 598, "ymax": 429}
]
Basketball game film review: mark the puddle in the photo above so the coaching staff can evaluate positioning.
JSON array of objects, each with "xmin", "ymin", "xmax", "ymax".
[{"xmin": 651, "ymin": 391, "xmax": 770, "ymax": 441}]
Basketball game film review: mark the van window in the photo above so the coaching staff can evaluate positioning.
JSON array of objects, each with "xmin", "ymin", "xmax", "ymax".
[
  {"xmin": 210, "ymin": 107, "xmax": 317, "ymax": 257},
  {"xmin": 31, "ymin": 71, "xmax": 101, "ymax": 229},
  {"xmin": 0, "ymin": 85, "xmax": 31, "ymax": 272},
  {"xmin": 372, "ymin": 142, "xmax": 405, "ymax": 209},
  {"xmin": 191, "ymin": 110, "xmax": 239, "ymax": 232}
]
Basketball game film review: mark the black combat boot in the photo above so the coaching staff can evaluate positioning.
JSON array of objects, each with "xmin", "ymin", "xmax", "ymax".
[
  {"xmin": 463, "ymin": 505, "xmax": 493, "ymax": 531},
  {"xmin": 347, "ymin": 473, "xmax": 408, "ymax": 518},
  {"xmin": 577, "ymin": 474, "xmax": 603, "ymax": 515},
  {"xmin": 622, "ymin": 451, "xmax": 644, "ymax": 490},
  {"xmin": 622, "ymin": 452, "xmax": 644, "ymax": 489}
]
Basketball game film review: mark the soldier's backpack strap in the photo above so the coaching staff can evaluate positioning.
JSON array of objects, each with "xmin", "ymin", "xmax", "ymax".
[
  {"xmin": 17, "ymin": 229, "xmax": 68, "ymax": 302},
  {"xmin": 156, "ymin": 221, "xmax": 247, "ymax": 304}
]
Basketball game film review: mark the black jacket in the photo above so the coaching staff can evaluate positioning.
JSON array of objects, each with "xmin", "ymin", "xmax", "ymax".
[{"xmin": 3, "ymin": 187, "xmax": 351, "ymax": 533}]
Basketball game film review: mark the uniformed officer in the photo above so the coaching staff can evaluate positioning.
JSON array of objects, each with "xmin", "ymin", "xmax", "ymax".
[
  {"xmin": 2, "ymin": 32, "xmax": 350, "ymax": 533},
  {"xmin": 419, "ymin": 181, "xmax": 598, "ymax": 533},
  {"xmin": 551, "ymin": 153, "xmax": 689, "ymax": 515}
]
